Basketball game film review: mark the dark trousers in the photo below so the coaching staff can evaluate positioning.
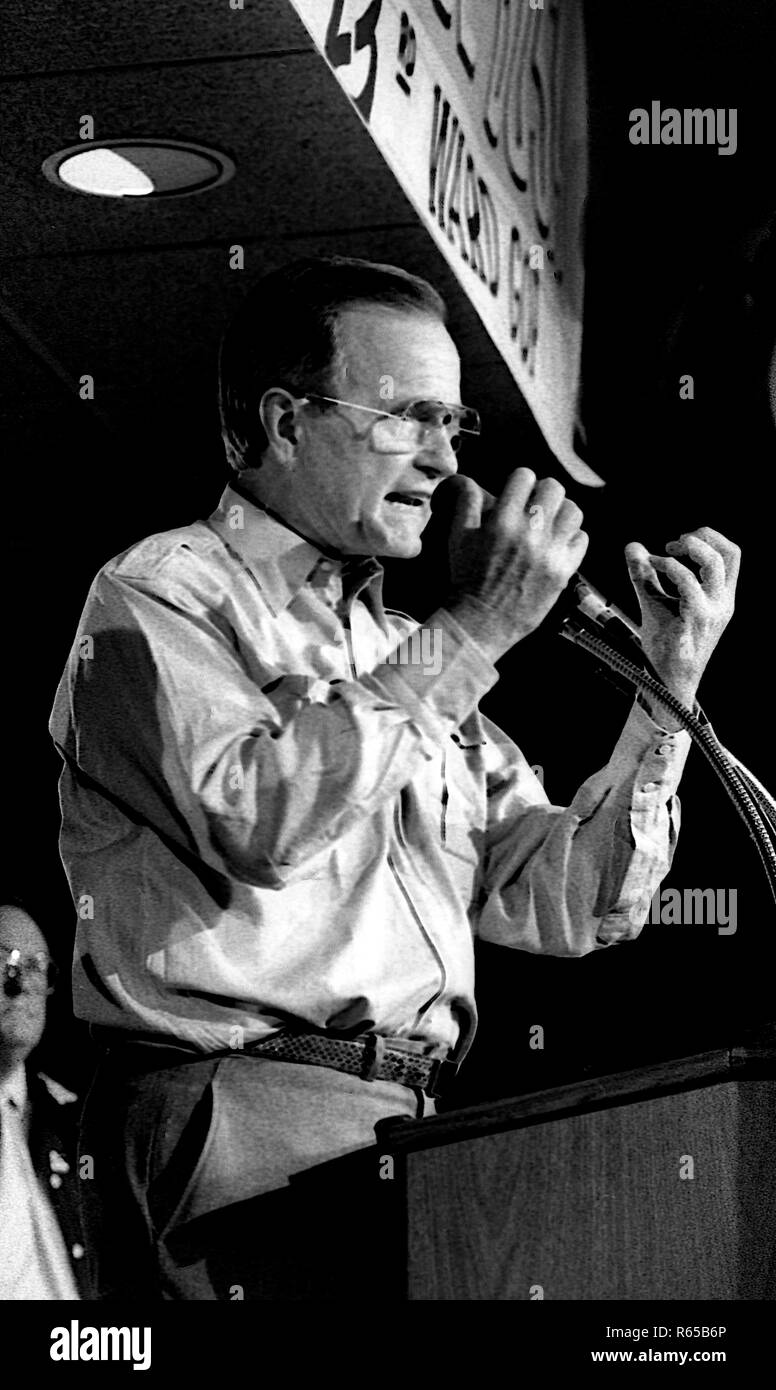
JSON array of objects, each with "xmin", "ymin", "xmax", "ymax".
[{"xmin": 78, "ymin": 1049, "xmax": 431, "ymax": 1300}]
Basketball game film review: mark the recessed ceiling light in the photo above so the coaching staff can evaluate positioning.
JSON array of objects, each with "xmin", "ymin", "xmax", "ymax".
[{"xmin": 41, "ymin": 140, "xmax": 235, "ymax": 199}]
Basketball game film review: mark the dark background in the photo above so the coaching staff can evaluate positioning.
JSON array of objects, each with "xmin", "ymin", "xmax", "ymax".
[{"xmin": 1, "ymin": 1, "xmax": 775, "ymax": 1101}]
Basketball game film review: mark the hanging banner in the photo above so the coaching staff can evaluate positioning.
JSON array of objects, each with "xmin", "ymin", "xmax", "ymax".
[{"xmin": 287, "ymin": 0, "xmax": 598, "ymax": 485}]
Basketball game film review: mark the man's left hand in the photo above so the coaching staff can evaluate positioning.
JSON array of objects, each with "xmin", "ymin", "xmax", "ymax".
[{"xmin": 624, "ymin": 526, "xmax": 741, "ymax": 713}]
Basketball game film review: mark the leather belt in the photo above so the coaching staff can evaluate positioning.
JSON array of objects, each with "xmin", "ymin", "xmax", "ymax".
[
  {"xmin": 245, "ymin": 1030, "xmax": 456, "ymax": 1098},
  {"xmin": 94, "ymin": 1027, "xmax": 456, "ymax": 1098}
]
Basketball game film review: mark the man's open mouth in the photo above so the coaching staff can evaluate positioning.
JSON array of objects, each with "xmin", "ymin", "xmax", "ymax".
[{"xmin": 384, "ymin": 492, "xmax": 427, "ymax": 507}]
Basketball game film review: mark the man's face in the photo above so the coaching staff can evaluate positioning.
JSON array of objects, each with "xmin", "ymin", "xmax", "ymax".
[
  {"xmin": 0, "ymin": 907, "xmax": 49, "ymax": 1070},
  {"xmin": 282, "ymin": 305, "xmax": 463, "ymax": 558}
]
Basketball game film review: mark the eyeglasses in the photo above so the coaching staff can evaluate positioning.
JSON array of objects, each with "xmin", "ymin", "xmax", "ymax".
[
  {"xmin": 1, "ymin": 945, "xmax": 57, "ymax": 994},
  {"xmin": 300, "ymin": 394, "xmax": 481, "ymax": 454}
]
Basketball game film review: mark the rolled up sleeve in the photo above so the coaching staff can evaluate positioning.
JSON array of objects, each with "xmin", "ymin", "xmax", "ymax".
[{"xmin": 476, "ymin": 700, "xmax": 691, "ymax": 955}]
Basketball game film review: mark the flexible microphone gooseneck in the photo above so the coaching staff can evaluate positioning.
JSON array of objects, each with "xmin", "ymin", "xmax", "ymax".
[{"xmin": 558, "ymin": 585, "xmax": 776, "ymax": 910}]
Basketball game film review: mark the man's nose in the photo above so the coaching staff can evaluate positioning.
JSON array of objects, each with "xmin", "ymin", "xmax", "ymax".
[{"xmin": 414, "ymin": 431, "xmax": 459, "ymax": 478}]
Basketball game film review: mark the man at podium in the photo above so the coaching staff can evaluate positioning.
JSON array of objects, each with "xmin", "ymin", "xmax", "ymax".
[{"xmin": 50, "ymin": 256, "xmax": 739, "ymax": 1298}]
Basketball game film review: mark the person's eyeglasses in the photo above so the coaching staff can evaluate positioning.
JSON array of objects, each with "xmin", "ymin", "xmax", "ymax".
[
  {"xmin": 1, "ymin": 945, "xmax": 57, "ymax": 994},
  {"xmin": 300, "ymin": 394, "xmax": 481, "ymax": 454}
]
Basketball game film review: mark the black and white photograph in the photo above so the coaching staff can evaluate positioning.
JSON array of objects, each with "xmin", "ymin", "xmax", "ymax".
[{"xmin": 1, "ymin": 0, "xmax": 775, "ymax": 1360}]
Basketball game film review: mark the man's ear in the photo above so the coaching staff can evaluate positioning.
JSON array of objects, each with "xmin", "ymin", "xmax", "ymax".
[{"xmin": 259, "ymin": 388, "xmax": 299, "ymax": 464}]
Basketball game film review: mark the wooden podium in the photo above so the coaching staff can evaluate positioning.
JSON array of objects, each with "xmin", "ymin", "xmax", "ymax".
[{"xmin": 289, "ymin": 1036, "xmax": 776, "ymax": 1300}]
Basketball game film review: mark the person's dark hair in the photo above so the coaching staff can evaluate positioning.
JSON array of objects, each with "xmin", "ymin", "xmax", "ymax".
[{"xmin": 217, "ymin": 255, "xmax": 448, "ymax": 472}]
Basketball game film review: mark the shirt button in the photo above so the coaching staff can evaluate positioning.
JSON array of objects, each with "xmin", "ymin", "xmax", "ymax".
[
  {"xmin": 71, "ymin": 1244, "xmax": 85, "ymax": 1260},
  {"xmin": 656, "ymin": 743, "xmax": 674, "ymax": 757},
  {"xmin": 50, "ymin": 1173, "xmax": 62, "ymax": 1189},
  {"xmin": 318, "ymin": 560, "xmax": 334, "ymax": 573},
  {"xmin": 641, "ymin": 781, "xmax": 659, "ymax": 793}
]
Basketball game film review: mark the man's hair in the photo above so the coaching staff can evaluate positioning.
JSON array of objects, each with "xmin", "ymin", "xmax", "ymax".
[{"xmin": 217, "ymin": 255, "xmax": 448, "ymax": 472}]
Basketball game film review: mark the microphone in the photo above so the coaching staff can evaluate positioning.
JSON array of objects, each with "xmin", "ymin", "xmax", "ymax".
[
  {"xmin": 558, "ymin": 572, "xmax": 643, "ymax": 652},
  {"xmin": 555, "ymin": 572, "xmax": 660, "ymax": 701}
]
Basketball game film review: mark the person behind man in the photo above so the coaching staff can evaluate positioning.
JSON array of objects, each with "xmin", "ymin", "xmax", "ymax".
[
  {"xmin": 0, "ymin": 898, "xmax": 85, "ymax": 1299},
  {"xmin": 49, "ymin": 257, "xmax": 739, "ymax": 1299}
]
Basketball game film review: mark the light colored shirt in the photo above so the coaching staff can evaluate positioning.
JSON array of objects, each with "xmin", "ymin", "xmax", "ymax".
[
  {"xmin": 0, "ymin": 1066, "xmax": 79, "ymax": 1300},
  {"xmin": 50, "ymin": 484, "xmax": 690, "ymax": 1062}
]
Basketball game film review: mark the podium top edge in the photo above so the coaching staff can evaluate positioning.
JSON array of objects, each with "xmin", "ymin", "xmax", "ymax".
[{"xmin": 376, "ymin": 1038, "xmax": 776, "ymax": 1155}]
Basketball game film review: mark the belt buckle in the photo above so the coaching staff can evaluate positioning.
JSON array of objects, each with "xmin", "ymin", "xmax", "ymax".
[{"xmin": 424, "ymin": 1057, "xmax": 456, "ymax": 1099}]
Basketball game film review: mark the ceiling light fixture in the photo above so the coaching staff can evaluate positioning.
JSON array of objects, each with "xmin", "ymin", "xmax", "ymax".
[{"xmin": 41, "ymin": 140, "xmax": 235, "ymax": 199}]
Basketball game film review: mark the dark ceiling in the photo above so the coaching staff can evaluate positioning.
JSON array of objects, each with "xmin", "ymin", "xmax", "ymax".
[
  {"xmin": 3, "ymin": 0, "xmax": 776, "ymax": 1094},
  {"xmin": 0, "ymin": 0, "xmax": 533, "ymax": 523}
]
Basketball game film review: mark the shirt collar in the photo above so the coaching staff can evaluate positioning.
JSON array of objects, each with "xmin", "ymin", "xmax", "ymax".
[
  {"xmin": 207, "ymin": 482, "xmax": 383, "ymax": 616},
  {"xmin": 0, "ymin": 1062, "xmax": 27, "ymax": 1110}
]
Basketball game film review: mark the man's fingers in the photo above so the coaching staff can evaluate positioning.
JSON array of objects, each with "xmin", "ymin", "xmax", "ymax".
[
  {"xmin": 672, "ymin": 527, "xmax": 741, "ymax": 587},
  {"xmin": 624, "ymin": 541, "xmax": 652, "ymax": 575},
  {"xmin": 450, "ymin": 469, "xmax": 585, "ymax": 573},
  {"xmin": 554, "ymin": 497, "xmax": 585, "ymax": 538},
  {"xmin": 494, "ymin": 467, "xmax": 537, "ymax": 526},
  {"xmin": 494, "ymin": 470, "xmax": 580, "ymax": 540},
  {"xmin": 649, "ymin": 555, "xmax": 704, "ymax": 601},
  {"xmin": 478, "ymin": 485, "xmax": 498, "ymax": 518},
  {"xmin": 570, "ymin": 528, "xmax": 590, "ymax": 565},
  {"xmin": 625, "ymin": 543, "xmax": 675, "ymax": 604},
  {"xmin": 531, "ymin": 476, "xmax": 567, "ymax": 516},
  {"xmin": 627, "ymin": 544, "xmax": 704, "ymax": 605},
  {"xmin": 446, "ymin": 475, "xmax": 484, "ymax": 541},
  {"xmin": 664, "ymin": 534, "xmax": 726, "ymax": 598}
]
